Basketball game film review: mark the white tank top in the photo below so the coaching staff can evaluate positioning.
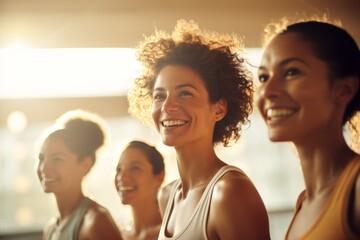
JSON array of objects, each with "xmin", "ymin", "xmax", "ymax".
[{"xmin": 158, "ymin": 165, "xmax": 247, "ymax": 240}]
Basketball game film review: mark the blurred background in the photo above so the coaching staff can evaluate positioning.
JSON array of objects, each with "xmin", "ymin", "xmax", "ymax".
[{"xmin": 0, "ymin": 0, "xmax": 359, "ymax": 239}]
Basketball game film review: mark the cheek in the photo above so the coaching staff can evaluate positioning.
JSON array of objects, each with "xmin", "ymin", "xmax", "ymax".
[
  {"xmin": 255, "ymin": 91, "xmax": 265, "ymax": 117},
  {"xmin": 151, "ymin": 105, "xmax": 161, "ymax": 129},
  {"xmin": 114, "ymin": 173, "xmax": 119, "ymax": 189},
  {"xmin": 36, "ymin": 166, "xmax": 42, "ymax": 180}
]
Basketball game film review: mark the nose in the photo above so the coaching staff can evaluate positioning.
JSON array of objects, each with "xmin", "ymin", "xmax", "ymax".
[
  {"xmin": 161, "ymin": 95, "xmax": 179, "ymax": 113},
  {"xmin": 37, "ymin": 157, "xmax": 50, "ymax": 176},
  {"xmin": 257, "ymin": 74, "xmax": 282, "ymax": 100},
  {"xmin": 115, "ymin": 168, "xmax": 129, "ymax": 183}
]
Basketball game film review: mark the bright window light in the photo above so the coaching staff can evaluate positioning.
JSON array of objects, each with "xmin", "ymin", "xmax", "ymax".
[
  {"xmin": 0, "ymin": 48, "xmax": 142, "ymax": 98},
  {"xmin": 0, "ymin": 47, "xmax": 262, "ymax": 99}
]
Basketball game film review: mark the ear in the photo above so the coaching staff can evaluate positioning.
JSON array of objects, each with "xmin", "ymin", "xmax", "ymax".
[
  {"xmin": 334, "ymin": 75, "xmax": 359, "ymax": 105},
  {"xmin": 213, "ymin": 98, "xmax": 227, "ymax": 122},
  {"xmin": 155, "ymin": 170, "xmax": 165, "ymax": 188},
  {"xmin": 81, "ymin": 157, "xmax": 94, "ymax": 176}
]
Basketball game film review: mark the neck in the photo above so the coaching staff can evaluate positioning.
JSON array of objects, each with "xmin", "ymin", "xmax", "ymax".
[
  {"xmin": 295, "ymin": 132, "xmax": 355, "ymax": 198},
  {"xmin": 131, "ymin": 200, "xmax": 162, "ymax": 233},
  {"xmin": 55, "ymin": 190, "xmax": 84, "ymax": 220},
  {"xmin": 174, "ymin": 142, "xmax": 225, "ymax": 195}
]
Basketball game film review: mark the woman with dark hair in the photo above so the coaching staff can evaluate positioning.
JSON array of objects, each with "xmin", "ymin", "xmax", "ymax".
[
  {"xmin": 256, "ymin": 20, "xmax": 360, "ymax": 239},
  {"xmin": 128, "ymin": 20, "xmax": 270, "ymax": 239},
  {"xmin": 37, "ymin": 110, "xmax": 123, "ymax": 240},
  {"xmin": 115, "ymin": 140, "xmax": 165, "ymax": 240}
]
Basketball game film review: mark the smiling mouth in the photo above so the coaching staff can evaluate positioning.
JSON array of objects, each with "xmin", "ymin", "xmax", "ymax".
[
  {"xmin": 118, "ymin": 186, "xmax": 135, "ymax": 193},
  {"xmin": 41, "ymin": 176, "xmax": 58, "ymax": 184},
  {"xmin": 161, "ymin": 120, "xmax": 188, "ymax": 127},
  {"xmin": 266, "ymin": 108, "xmax": 296, "ymax": 119}
]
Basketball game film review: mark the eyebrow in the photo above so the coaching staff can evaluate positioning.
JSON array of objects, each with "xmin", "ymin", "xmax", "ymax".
[
  {"xmin": 259, "ymin": 57, "xmax": 310, "ymax": 70},
  {"xmin": 153, "ymin": 83, "xmax": 197, "ymax": 91}
]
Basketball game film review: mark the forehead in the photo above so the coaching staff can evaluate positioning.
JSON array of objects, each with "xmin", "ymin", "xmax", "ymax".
[
  {"xmin": 41, "ymin": 138, "xmax": 69, "ymax": 153},
  {"xmin": 42, "ymin": 138, "xmax": 67, "ymax": 150},
  {"xmin": 119, "ymin": 147, "xmax": 150, "ymax": 165},
  {"xmin": 262, "ymin": 33, "xmax": 316, "ymax": 65},
  {"xmin": 154, "ymin": 64, "xmax": 207, "ymax": 90}
]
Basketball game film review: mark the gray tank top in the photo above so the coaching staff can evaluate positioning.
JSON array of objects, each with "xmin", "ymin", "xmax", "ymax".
[
  {"xmin": 45, "ymin": 197, "xmax": 93, "ymax": 240},
  {"xmin": 158, "ymin": 165, "xmax": 247, "ymax": 240}
]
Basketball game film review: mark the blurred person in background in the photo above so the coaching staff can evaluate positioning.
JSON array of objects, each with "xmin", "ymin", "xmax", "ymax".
[
  {"xmin": 115, "ymin": 140, "xmax": 165, "ymax": 240},
  {"xmin": 37, "ymin": 109, "xmax": 123, "ymax": 240}
]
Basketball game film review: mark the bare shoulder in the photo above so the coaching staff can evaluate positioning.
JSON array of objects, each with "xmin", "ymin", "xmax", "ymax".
[
  {"xmin": 79, "ymin": 202, "xmax": 123, "ymax": 240},
  {"xmin": 207, "ymin": 169, "xmax": 270, "ymax": 240},
  {"xmin": 158, "ymin": 180, "xmax": 178, "ymax": 217},
  {"xmin": 212, "ymin": 169, "xmax": 264, "ymax": 211}
]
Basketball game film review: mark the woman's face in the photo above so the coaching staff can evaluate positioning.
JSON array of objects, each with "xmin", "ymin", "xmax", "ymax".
[
  {"xmin": 115, "ymin": 147, "xmax": 163, "ymax": 205},
  {"xmin": 151, "ymin": 64, "xmax": 222, "ymax": 148},
  {"xmin": 256, "ymin": 33, "xmax": 341, "ymax": 144},
  {"xmin": 37, "ymin": 138, "xmax": 86, "ymax": 195}
]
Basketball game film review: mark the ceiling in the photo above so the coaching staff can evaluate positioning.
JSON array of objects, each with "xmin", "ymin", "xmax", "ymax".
[{"xmin": 0, "ymin": 0, "xmax": 359, "ymax": 48}]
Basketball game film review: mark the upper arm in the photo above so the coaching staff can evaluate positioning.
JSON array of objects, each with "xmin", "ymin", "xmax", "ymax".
[
  {"xmin": 208, "ymin": 173, "xmax": 270, "ymax": 240},
  {"xmin": 158, "ymin": 181, "xmax": 177, "ymax": 218},
  {"xmin": 80, "ymin": 206, "xmax": 123, "ymax": 240}
]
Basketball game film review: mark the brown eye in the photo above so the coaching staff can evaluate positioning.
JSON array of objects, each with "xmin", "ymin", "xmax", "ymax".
[
  {"xmin": 285, "ymin": 68, "xmax": 300, "ymax": 77},
  {"xmin": 258, "ymin": 74, "xmax": 268, "ymax": 83},
  {"xmin": 179, "ymin": 91, "xmax": 192, "ymax": 97},
  {"xmin": 153, "ymin": 93, "xmax": 166, "ymax": 101}
]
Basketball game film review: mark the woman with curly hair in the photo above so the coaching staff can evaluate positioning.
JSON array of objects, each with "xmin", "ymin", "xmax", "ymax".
[
  {"xmin": 256, "ymin": 19, "xmax": 360, "ymax": 239},
  {"xmin": 37, "ymin": 110, "xmax": 123, "ymax": 240},
  {"xmin": 128, "ymin": 20, "xmax": 270, "ymax": 239}
]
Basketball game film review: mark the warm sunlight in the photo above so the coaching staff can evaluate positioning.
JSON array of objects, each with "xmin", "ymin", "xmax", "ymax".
[
  {"xmin": 0, "ymin": 47, "xmax": 262, "ymax": 99},
  {"xmin": 0, "ymin": 48, "xmax": 142, "ymax": 98}
]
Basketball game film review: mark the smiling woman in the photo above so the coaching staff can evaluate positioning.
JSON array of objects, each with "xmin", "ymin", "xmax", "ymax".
[
  {"xmin": 37, "ymin": 109, "xmax": 123, "ymax": 240},
  {"xmin": 115, "ymin": 140, "xmax": 165, "ymax": 240},
  {"xmin": 256, "ymin": 19, "xmax": 360, "ymax": 239},
  {"xmin": 128, "ymin": 19, "xmax": 271, "ymax": 239}
]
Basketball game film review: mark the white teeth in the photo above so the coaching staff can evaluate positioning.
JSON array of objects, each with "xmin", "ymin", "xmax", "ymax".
[
  {"xmin": 41, "ymin": 175, "xmax": 57, "ymax": 182},
  {"xmin": 41, "ymin": 178, "xmax": 57, "ymax": 186},
  {"xmin": 119, "ymin": 186, "xmax": 135, "ymax": 192},
  {"xmin": 267, "ymin": 109, "xmax": 295, "ymax": 118},
  {"xmin": 162, "ymin": 120, "xmax": 187, "ymax": 127}
]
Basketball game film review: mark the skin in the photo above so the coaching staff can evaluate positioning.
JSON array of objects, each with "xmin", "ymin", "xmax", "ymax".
[
  {"xmin": 154, "ymin": 64, "xmax": 270, "ymax": 239},
  {"xmin": 38, "ymin": 138, "xmax": 123, "ymax": 240},
  {"xmin": 256, "ymin": 32, "xmax": 360, "ymax": 238},
  {"xmin": 115, "ymin": 147, "xmax": 164, "ymax": 240}
]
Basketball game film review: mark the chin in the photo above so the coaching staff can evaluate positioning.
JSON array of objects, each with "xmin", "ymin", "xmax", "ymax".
[
  {"xmin": 43, "ymin": 188, "xmax": 53, "ymax": 193},
  {"xmin": 268, "ymin": 133, "xmax": 289, "ymax": 142},
  {"xmin": 161, "ymin": 138, "xmax": 177, "ymax": 147}
]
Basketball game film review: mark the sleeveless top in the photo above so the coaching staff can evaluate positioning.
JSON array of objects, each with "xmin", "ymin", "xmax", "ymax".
[
  {"xmin": 285, "ymin": 156, "xmax": 360, "ymax": 240},
  {"xmin": 158, "ymin": 165, "xmax": 248, "ymax": 240},
  {"xmin": 44, "ymin": 197, "xmax": 93, "ymax": 240}
]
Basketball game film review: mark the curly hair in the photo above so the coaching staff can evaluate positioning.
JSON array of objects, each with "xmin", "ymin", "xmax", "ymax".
[{"xmin": 128, "ymin": 19, "xmax": 254, "ymax": 146}]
